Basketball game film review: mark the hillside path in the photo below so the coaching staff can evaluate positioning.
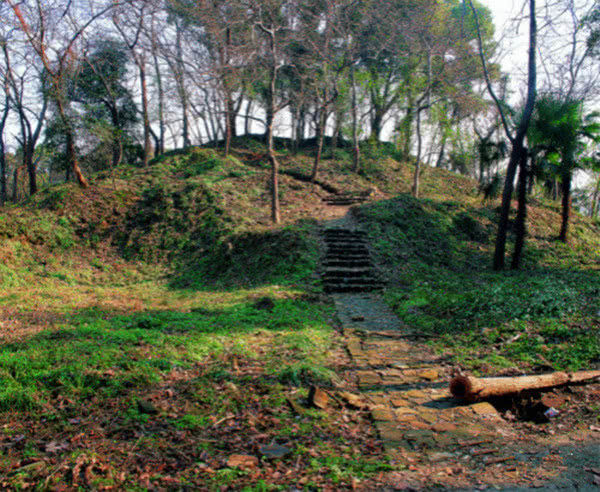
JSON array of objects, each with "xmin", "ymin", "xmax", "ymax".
[{"xmin": 322, "ymin": 212, "xmax": 600, "ymax": 490}]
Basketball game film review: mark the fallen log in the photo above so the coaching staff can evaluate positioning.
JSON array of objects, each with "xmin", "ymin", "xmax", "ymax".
[{"xmin": 450, "ymin": 370, "xmax": 600, "ymax": 402}]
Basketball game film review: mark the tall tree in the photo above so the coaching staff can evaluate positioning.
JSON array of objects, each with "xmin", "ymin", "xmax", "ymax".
[
  {"xmin": 113, "ymin": 0, "xmax": 153, "ymax": 167},
  {"xmin": 529, "ymin": 95, "xmax": 600, "ymax": 242},
  {"xmin": 74, "ymin": 39, "xmax": 138, "ymax": 169},
  {"xmin": 246, "ymin": 0, "xmax": 298, "ymax": 224},
  {"xmin": 468, "ymin": 0, "xmax": 537, "ymax": 270}
]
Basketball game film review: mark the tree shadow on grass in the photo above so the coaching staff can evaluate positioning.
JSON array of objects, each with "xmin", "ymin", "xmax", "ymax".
[{"xmin": 167, "ymin": 219, "xmax": 321, "ymax": 293}]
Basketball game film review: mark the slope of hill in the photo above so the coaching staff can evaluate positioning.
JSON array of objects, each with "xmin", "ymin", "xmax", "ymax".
[{"xmin": 0, "ymin": 142, "xmax": 599, "ymax": 488}]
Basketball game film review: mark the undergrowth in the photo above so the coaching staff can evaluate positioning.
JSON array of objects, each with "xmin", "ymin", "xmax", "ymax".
[{"xmin": 356, "ymin": 194, "xmax": 600, "ymax": 374}]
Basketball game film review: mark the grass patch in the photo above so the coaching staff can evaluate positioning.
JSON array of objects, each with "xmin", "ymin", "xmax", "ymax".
[{"xmin": 357, "ymin": 194, "xmax": 600, "ymax": 374}]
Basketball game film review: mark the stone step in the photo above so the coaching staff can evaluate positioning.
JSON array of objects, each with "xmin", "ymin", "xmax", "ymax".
[
  {"xmin": 323, "ymin": 231, "xmax": 366, "ymax": 237},
  {"xmin": 323, "ymin": 276, "xmax": 380, "ymax": 285},
  {"xmin": 325, "ymin": 256, "xmax": 371, "ymax": 262},
  {"xmin": 323, "ymin": 194, "xmax": 367, "ymax": 198},
  {"xmin": 324, "ymin": 201, "xmax": 366, "ymax": 206},
  {"xmin": 324, "ymin": 270, "xmax": 376, "ymax": 278},
  {"xmin": 324, "ymin": 239, "xmax": 369, "ymax": 246},
  {"xmin": 323, "ymin": 198, "xmax": 366, "ymax": 203},
  {"xmin": 324, "ymin": 261, "xmax": 372, "ymax": 268},
  {"xmin": 325, "ymin": 284, "xmax": 383, "ymax": 293},
  {"xmin": 324, "ymin": 266, "xmax": 373, "ymax": 274},
  {"xmin": 325, "ymin": 242, "xmax": 369, "ymax": 248},
  {"xmin": 326, "ymin": 244, "xmax": 370, "ymax": 251},
  {"xmin": 326, "ymin": 251, "xmax": 370, "ymax": 257},
  {"xmin": 324, "ymin": 276, "xmax": 378, "ymax": 285},
  {"xmin": 323, "ymin": 228, "xmax": 364, "ymax": 233}
]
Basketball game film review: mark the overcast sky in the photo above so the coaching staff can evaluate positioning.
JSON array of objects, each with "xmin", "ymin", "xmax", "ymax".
[{"xmin": 479, "ymin": 0, "xmax": 530, "ymax": 91}]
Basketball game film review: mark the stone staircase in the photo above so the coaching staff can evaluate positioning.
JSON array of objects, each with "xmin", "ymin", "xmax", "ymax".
[
  {"xmin": 322, "ymin": 191, "xmax": 371, "ymax": 206},
  {"xmin": 321, "ymin": 228, "xmax": 382, "ymax": 293}
]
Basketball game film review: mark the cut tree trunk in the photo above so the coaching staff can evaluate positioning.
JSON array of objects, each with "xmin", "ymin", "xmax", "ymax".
[{"xmin": 450, "ymin": 371, "xmax": 600, "ymax": 402}]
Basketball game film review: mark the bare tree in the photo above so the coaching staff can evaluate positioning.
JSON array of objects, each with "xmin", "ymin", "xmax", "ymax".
[
  {"xmin": 0, "ymin": 77, "xmax": 9, "ymax": 204},
  {"xmin": 6, "ymin": 0, "xmax": 114, "ymax": 188},
  {"xmin": 113, "ymin": 0, "xmax": 153, "ymax": 166}
]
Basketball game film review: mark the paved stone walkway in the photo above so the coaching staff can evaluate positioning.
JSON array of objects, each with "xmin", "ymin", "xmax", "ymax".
[
  {"xmin": 335, "ymin": 293, "xmax": 600, "ymax": 489},
  {"xmin": 323, "ymin": 212, "xmax": 600, "ymax": 489}
]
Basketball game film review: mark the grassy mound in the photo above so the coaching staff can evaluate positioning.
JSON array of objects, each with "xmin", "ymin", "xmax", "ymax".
[{"xmin": 356, "ymin": 191, "xmax": 600, "ymax": 374}]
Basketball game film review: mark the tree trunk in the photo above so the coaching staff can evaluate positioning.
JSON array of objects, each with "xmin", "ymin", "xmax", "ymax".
[
  {"xmin": 468, "ymin": 0, "xmax": 536, "ymax": 270},
  {"xmin": 291, "ymin": 105, "xmax": 300, "ymax": 154},
  {"xmin": 12, "ymin": 166, "xmax": 21, "ymax": 201},
  {"xmin": 492, "ymin": 0, "xmax": 536, "ymax": 270},
  {"xmin": 450, "ymin": 371, "xmax": 600, "ymax": 403},
  {"xmin": 56, "ymin": 98, "xmax": 88, "ymax": 188},
  {"xmin": 176, "ymin": 25, "xmax": 190, "ymax": 150},
  {"xmin": 0, "ymin": 144, "xmax": 6, "ymax": 204},
  {"xmin": 26, "ymin": 144, "xmax": 36, "ymax": 195},
  {"xmin": 224, "ymin": 91, "xmax": 233, "ymax": 156},
  {"xmin": 139, "ymin": 60, "xmax": 151, "ymax": 166},
  {"xmin": 350, "ymin": 64, "xmax": 360, "ymax": 172},
  {"xmin": 244, "ymin": 100, "xmax": 252, "ymax": 136},
  {"xmin": 436, "ymin": 131, "xmax": 447, "ymax": 168},
  {"xmin": 511, "ymin": 147, "xmax": 528, "ymax": 269},
  {"xmin": 528, "ymin": 155, "xmax": 536, "ymax": 195},
  {"xmin": 559, "ymin": 171, "xmax": 572, "ymax": 242},
  {"xmin": 0, "ymin": 102, "xmax": 9, "ymax": 204},
  {"xmin": 412, "ymin": 107, "xmax": 423, "ymax": 198},
  {"xmin": 311, "ymin": 110, "xmax": 325, "ymax": 181},
  {"xmin": 493, "ymin": 141, "xmax": 522, "ymax": 270},
  {"xmin": 266, "ymin": 68, "xmax": 279, "ymax": 224},
  {"xmin": 152, "ymin": 42, "xmax": 165, "ymax": 155},
  {"xmin": 401, "ymin": 83, "xmax": 415, "ymax": 161},
  {"xmin": 110, "ymin": 107, "xmax": 123, "ymax": 168},
  {"xmin": 591, "ymin": 174, "xmax": 600, "ymax": 217},
  {"xmin": 370, "ymin": 108, "xmax": 383, "ymax": 142}
]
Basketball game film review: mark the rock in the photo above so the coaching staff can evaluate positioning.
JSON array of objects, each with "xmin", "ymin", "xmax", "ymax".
[
  {"xmin": 372, "ymin": 408, "xmax": 396, "ymax": 421},
  {"xmin": 137, "ymin": 399, "xmax": 158, "ymax": 415},
  {"xmin": 227, "ymin": 454, "xmax": 258, "ymax": 469},
  {"xmin": 259, "ymin": 444, "xmax": 292, "ymax": 459},
  {"xmin": 309, "ymin": 387, "xmax": 329, "ymax": 409},
  {"xmin": 470, "ymin": 402, "xmax": 497, "ymax": 416},
  {"xmin": 541, "ymin": 394, "xmax": 566, "ymax": 408},
  {"xmin": 429, "ymin": 452, "xmax": 455, "ymax": 463},
  {"xmin": 419, "ymin": 369, "xmax": 439, "ymax": 381},
  {"xmin": 338, "ymin": 391, "xmax": 366, "ymax": 409},
  {"xmin": 431, "ymin": 422, "xmax": 457, "ymax": 432},
  {"xmin": 45, "ymin": 441, "xmax": 69, "ymax": 454}
]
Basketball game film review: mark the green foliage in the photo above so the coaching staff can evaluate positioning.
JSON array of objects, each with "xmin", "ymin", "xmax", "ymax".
[
  {"xmin": 172, "ymin": 222, "xmax": 320, "ymax": 290},
  {"xmin": 274, "ymin": 363, "xmax": 335, "ymax": 387},
  {"xmin": 453, "ymin": 211, "xmax": 489, "ymax": 242},
  {"xmin": 118, "ymin": 179, "xmax": 227, "ymax": 262},
  {"xmin": 356, "ymin": 193, "xmax": 600, "ymax": 373},
  {"xmin": 323, "ymin": 147, "xmax": 352, "ymax": 163},
  {"xmin": 0, "ymin": 211, "xmax": 74, "ymax": 250},
  {"xmin": 308, "ymin": 453, "xmax": 393, "ymax": 484}
]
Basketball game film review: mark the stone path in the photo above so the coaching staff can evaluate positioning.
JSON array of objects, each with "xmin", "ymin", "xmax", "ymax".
[
  {"xmin": 322, "ymin": 218, "xmax": 600, "ymax": 489},
  {"xmin": 335, "ymin": 293, "xmax": 600, "ymax": 489}
]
